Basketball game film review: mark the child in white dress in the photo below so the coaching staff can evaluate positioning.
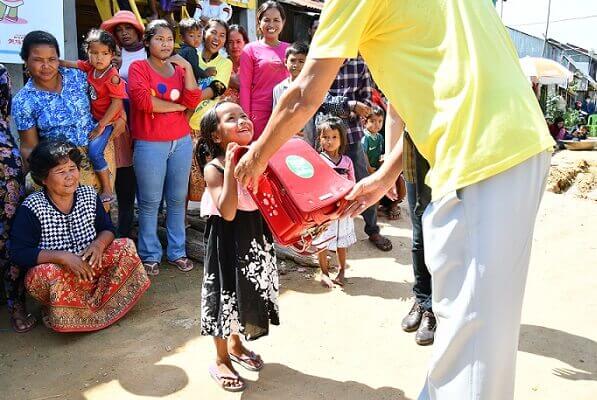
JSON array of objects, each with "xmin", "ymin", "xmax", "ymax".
[{"xmin": 315, "ymin": 117, "xmax": 357, "ymax": 288}]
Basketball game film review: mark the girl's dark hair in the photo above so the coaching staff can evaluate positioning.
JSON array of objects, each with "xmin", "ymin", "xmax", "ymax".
[
  {"xmin": 554, "ymin": 116, "xmax": 565, "ymax": 124},
  {"xmin": 257, "ymin": 1, "xmax": 287, "ymax": 23},
  {"xmin": 82, "ymin": 29, "xmax": 118, "ymax": 54},
  {"xmin": 195, "ymin": 102, "xmax": 230, "ymax": 170},
  {"xmin": 29, "ymin": 140, "xmax": 83, "ymax": 186},
  {"xmin": 203, "ymin": 19, "xmax": 230, "ymax": 50},
  {"xmin": 227, "ymin": 24, "xmax": 249, "ymax": 49},
  {"xmin": 316, "ymin": 116, "xmax": 348, "ymax": 156},
  {"xmin": 143, "ymin": 19, "xmax": 175, "ymax": 56},
  {"xmin": 368, "ymin": 105, "xmax": 385, "ymax": 119},
  {"xmin": 20, "ymin": 30, "xmax": 60, "ymax": 61}
]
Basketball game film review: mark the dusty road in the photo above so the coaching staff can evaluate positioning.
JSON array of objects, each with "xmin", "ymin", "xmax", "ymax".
[{"xmin": 1, "ymin": 151, "xmax": 595, "ymax": 400}]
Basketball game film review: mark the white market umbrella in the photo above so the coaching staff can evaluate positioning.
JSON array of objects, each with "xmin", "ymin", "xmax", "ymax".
[{"xmin": 519, "ymin": 56, "xmax": 574, "ymax": 85}]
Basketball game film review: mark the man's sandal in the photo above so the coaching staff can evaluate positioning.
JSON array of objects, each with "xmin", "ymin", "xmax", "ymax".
[
  {"xmin": 229, "ymin": 350, "xmax": 264, "ymax": 371},
  {"xmin": 208, "ymin": 364, "xmax": 246, "ymax": 392},
  {"xmin": 386, "ymin": 204, "xmax": 401, "ymax": 220},
  {"xmin": 369, "ymin": 234, "xmax": 393, "ymax": 251}
]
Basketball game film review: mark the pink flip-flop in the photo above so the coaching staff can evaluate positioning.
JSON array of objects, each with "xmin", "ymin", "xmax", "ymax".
[
  {"xmin": 208, "ymin": 364, "xmax": 246, "ymax": 392},
  {"xmin": 229, "ymin": 351, "xmax": 264, "ymax": 371}
]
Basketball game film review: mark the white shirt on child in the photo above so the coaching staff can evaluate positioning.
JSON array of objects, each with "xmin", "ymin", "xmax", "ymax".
[
  {"xmin": 194, "ymin": 0, "xmax": 232, "ymax": 22},
  {"xmin": 272, "ymin": 77, "xmax": 292, "ymax": 109}
]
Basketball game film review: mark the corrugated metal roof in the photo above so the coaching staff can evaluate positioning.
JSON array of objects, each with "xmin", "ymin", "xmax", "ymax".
[{"xmin": 279, "ymin": 0, "xmax": 324, "ymax": 11}]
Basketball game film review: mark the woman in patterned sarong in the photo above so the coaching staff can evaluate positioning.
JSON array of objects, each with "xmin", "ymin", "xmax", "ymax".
[{"xmin": 9, "ymin": 141, "xmax": 150, "ymax": 332}]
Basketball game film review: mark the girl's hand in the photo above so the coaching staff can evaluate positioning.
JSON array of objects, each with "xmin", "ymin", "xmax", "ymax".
[
  {"xmin": 168, "ymin": 54, "xmax": 192, "ymax": 70},
  {"xmin": 224, "ymin": 142, "xmax": 240, "ymax": 169},
  {"xmin": 79, "ymin": 241, "xmax": 104, "ymax": 269}
]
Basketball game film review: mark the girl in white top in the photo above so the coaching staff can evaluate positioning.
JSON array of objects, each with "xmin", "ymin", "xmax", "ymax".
[{"xmin": 194, "ymin": 0, "xmax": 232, "ymax": 25}]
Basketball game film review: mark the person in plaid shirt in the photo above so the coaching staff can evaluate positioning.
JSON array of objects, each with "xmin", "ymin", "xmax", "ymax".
[{"xmin": 318, "ymin": 56, "xmax": 392, "ymax": 251}]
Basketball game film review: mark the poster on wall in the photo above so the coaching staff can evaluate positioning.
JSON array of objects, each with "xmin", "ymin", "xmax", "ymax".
[{"xmin": 0, "ymin": 0, "xmax": 64, "ymax": 64}]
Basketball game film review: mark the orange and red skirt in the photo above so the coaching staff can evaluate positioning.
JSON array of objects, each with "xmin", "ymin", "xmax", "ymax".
[{"xmin": 24, "ymin": 238, "xmax": 150, "ymax": 333}]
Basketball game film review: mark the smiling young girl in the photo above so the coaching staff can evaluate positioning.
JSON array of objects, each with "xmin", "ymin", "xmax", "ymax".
[
  {"xmin": 239, "ymin": 1, "xmax": 289, "ymax": 140},
  {"xmin": 197, "ymin": 101, "xmax": 279, "ymax": 392}
]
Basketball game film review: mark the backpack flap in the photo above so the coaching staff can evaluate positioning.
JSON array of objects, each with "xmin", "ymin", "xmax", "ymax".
[{"xmin": 267, "ymin": 139, "xmax": 354, "ymax": 219}]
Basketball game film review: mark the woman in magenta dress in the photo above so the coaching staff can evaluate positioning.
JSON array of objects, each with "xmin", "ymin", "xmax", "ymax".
[{"xmin": 239, "ymin": 1, "xmax": 289, "ymax": 140}]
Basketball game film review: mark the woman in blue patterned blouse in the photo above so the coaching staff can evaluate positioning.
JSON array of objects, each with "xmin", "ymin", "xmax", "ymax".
[{"xmin": 11, "ymin": 31, "xmax": 119, "ymax": 188}]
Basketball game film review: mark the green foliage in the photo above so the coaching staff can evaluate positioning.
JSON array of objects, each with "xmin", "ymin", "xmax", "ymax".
[
  {"xmin": 563, "ymin": 109, "xmax": 582, "ymax": 129},
  {"xmin": 545, "ymin": 96, "xmax": 564, "ymax": 122}
]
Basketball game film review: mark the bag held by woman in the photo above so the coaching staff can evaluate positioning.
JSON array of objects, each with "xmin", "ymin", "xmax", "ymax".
[{"xmin": 234, "ymin": 138, "xmax": 354, "ymax": 254}]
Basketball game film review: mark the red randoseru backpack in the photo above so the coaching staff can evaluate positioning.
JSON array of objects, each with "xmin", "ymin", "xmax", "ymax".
[{"xmin": 234, "ymin": 138, "xmax": 354, "ymax": 254}]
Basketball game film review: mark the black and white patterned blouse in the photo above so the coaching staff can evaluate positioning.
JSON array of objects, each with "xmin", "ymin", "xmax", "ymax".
[{"xmin": 9, "ymin": 185, "xmax": 115, "ymax": 269}]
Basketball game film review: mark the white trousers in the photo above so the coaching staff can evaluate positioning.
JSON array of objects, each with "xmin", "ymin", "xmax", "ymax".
[{"xmin": 418, "ymin": 151, "xmax": 551, "ymax": 400}]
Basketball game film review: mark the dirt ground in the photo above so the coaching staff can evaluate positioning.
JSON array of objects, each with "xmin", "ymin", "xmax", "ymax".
[{"xmin": 1, "ymin": 150, "xmax": 596, "ymax": 400}]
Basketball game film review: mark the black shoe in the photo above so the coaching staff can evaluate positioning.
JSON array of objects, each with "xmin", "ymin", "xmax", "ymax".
[
  {"xmin": 401, "ymin": 302, "xmax": 424, "ymax": 332},
  {"xmin": 415, "ymin": 310, "xmax": 436, "ymax": 346}
]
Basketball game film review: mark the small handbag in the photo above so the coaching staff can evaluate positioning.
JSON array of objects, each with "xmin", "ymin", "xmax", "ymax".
[{"xmin": 234, "ymin": 138, "xmax": 354, "ymax": 254}]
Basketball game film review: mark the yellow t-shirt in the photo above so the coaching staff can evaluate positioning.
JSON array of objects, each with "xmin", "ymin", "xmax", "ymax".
[
  {"xmin": 310, "ymin": 0, "xmax": 554, "ymax": 200},
  {"xmin": 189, "ymin": 53, "xmax": 233, "ymax": 130}
]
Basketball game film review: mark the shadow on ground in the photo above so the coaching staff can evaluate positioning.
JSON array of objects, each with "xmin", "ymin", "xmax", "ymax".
[
  {"xmin": 0, "ymin": 265, "xmax": 202, "ymax": 400},
  {"xmin": 343, "ymin": 277, "xmax": 413, "ymax": 301},
  {"xmin": 519, "ymin": 324, "xmax": 596, "ymax": 381},
  {"xmin": 242, "ymin": 362, "xmax": 412, "ymax": 400}
]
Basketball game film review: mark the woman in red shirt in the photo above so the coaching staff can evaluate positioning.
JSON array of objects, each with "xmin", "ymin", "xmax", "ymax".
[{"xmin": 128, "ymin": 20, "xmax": 201, "ymax": 276}]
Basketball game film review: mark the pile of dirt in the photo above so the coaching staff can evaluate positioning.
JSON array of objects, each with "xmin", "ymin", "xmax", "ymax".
[{"xmin": 547, "ymin": 160, "xmax": 590, "ymax": 194}]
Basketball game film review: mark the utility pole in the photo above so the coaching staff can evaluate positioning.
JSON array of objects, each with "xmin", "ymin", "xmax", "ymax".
[{"xmin": 542, "ymin": 0, "xmax": 553, "ymax": 57}]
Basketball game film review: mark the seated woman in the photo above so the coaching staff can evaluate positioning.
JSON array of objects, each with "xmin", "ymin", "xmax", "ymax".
[
  {"xmin": 9, "ymin": 141, "xmax": 150, "ymax": 333},
  {"xmin": 11, "ymin": 30, "xmax": 120, "ymax": 190}
]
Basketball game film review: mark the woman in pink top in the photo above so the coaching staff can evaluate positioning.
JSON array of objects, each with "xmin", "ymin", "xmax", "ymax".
[{"xmin": 239, "ymin": 1, "xmax": 289, "ymax": 140}]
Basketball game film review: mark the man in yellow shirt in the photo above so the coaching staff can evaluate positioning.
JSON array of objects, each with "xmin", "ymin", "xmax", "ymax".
[{"xmin": 235, "ymin": 1, "xmax": 553, "ymax": 399}]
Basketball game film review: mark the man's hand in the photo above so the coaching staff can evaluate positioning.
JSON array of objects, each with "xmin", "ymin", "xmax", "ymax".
[
  {"xmin": 234, "ymin": 147, "xmax": 267, "ymax": 194},
  {"xmin": 343, "ymin": 173, "xmax": 394, "ymax": 218},
  {"xmin": 352, "ymin": 101, "xmax": 371, "ymax": 118}
]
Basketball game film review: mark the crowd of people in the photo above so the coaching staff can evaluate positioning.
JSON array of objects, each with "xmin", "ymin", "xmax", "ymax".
[
  {"xmin": 0, "ymin": 0, "xmax": 407, "ymax": 392},
  {"xmin": 0, "ymin": 0, "xmax": 560, "ymax": 399}
]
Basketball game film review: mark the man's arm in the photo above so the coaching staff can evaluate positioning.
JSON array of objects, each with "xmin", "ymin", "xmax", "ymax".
[{"xmin": 235, "ymin": 58, "xmax": 345, "ymax": 188}]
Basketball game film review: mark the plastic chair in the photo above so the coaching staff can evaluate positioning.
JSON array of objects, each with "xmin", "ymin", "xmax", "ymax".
[{"xmin": 586, "ymin": 114, "xmax": 597, "ymax": 137}]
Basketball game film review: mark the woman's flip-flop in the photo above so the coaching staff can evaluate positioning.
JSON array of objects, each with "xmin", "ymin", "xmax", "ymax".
[
  {"xmin": 9, "ymin": 303, "xmax": 37, "ymax": 333},
  {"xmin": 208, "ymin": 364, "xmax": 246, "ymax": 392},
  {"xmin": 229, "ymin": 351, "xmax": 264, "ymax": 371}
]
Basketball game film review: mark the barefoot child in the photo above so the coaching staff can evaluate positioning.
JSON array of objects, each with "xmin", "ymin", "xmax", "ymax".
[
  {"xmin": 197, "ymin": 101, "xmax": 279, "ymax": 392},
  {"xmin": 61, "ymin": 29, "xmax": 127, "ymax": 203},
  {"xmin": 316, "ymin": 117, "xmax": 357, "ymax": 288}
]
